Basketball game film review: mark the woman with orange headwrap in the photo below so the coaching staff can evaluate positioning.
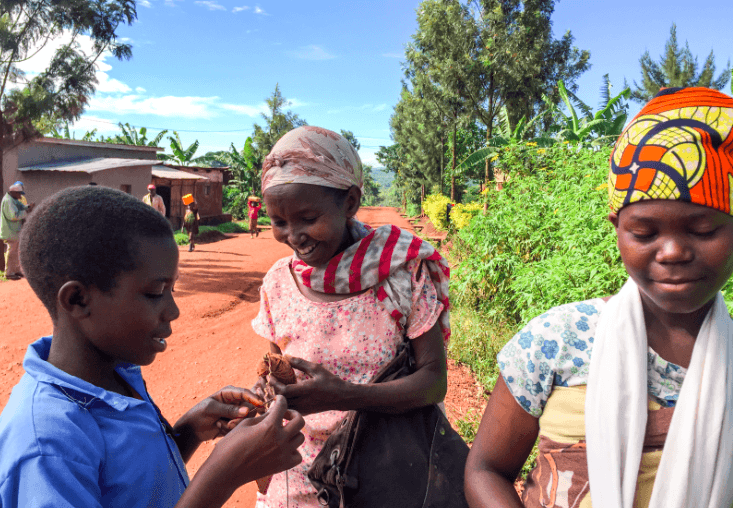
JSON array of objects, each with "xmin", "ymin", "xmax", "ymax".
[{"xmin": 465, "ymin": 88, "xmax": 733, "ymax": 508}]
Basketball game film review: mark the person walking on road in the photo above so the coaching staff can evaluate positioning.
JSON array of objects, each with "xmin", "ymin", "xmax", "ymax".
[
  {"xmin": 143, "ymin": 184, "xmax": 166, "ymax": 216},
  {"xmin": 1, "ymin": 183, "xmax": 33, "ymax": 280},
  {"xmin": 248, "ymin": 196, "xmax": 262, "ymax": 239}
]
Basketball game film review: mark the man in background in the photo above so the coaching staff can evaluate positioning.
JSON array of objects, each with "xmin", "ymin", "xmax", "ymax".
[
  {"xmin": 142, "ymin": 184, "xmax": 166, "ymax": 216},
  {"xmin": 1, "ymin": 183, "xmax": 34, "ymax": 280}
]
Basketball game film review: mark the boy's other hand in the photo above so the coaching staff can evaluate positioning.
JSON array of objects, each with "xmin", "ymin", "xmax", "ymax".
[{"xmin": 212, "ymin": 395, "xmax": 305, "ymax": 484}]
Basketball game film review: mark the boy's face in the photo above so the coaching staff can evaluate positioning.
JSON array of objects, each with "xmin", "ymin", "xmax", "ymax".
[
  {"xmin": 611, "ymin": 200, "xmax": 733, "ymax": 316},
  {"xmin": 84, "ymin": 236, "xmax": 180, "ymax": 366}
]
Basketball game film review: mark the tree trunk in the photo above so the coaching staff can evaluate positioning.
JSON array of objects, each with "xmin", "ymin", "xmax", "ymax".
[
  {"xmin": 439, "ymin": 137, "xmax": 444, "ymax": 195},
  {"xmin": 420, "ymin": 184, "xmax": 425, "ymax": 216},
  {"xmin": 451, "ymin": 122, "xmax": 456, "ymax": 202}
]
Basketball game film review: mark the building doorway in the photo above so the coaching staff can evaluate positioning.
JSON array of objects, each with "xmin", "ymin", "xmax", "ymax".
[{"xmin": 156, "ymin": 185, "xmax": 171, "ymax": 218}]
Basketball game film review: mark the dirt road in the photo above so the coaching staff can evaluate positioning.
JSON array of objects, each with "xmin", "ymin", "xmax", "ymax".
[{"xmin": 0, "ymin": 206, "xmax": 483, "ymax": 507}]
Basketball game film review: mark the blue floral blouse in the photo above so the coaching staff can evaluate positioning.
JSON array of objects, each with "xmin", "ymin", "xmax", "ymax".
[{"xmin": 497, "ymin": 298, "xmax": 687, "ymax": 418}]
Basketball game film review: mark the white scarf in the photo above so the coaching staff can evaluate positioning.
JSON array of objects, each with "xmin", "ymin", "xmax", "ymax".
[{"xmin": 586, "ymin": 279, "xmax": 733, "ymax": 507}]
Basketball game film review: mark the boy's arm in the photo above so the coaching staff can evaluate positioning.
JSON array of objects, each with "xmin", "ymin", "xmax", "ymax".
[
  {"xmin": 464, "ymin": 375, "xmax": 539, "ymax": 508},
  {"xmin": 1, "ymin": 455, "xmax": 103, "ymax": 508}
]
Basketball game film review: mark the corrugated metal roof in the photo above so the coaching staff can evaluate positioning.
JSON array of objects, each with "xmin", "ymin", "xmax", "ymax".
[
  {"xmin": 152, "ymin": 166, "xmax": 208, "ymax": 180},
  {"xmin": 19, "ymin": 157, "xmax": 158, "ymax": 173}
]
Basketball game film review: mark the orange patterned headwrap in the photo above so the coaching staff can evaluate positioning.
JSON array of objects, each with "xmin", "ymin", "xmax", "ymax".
[{"xmin": 609, "ymin": 87, "xmax": 733, "ymax": 214}]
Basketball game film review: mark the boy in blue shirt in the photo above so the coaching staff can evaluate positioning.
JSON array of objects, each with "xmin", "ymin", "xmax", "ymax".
[{"xmin": 0, "ymin": 186, "xmax": 305, "ymax": 508}]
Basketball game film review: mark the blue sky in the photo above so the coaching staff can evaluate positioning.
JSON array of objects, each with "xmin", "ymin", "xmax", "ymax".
[{"xmin": 47, "ymin": 0, "xmax": 733, "ymax": 167}]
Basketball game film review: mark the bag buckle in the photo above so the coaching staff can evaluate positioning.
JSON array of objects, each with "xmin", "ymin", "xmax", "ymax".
[{"xmin": 330, "ymin": 448, "xmax": 340, "ymax": 465}]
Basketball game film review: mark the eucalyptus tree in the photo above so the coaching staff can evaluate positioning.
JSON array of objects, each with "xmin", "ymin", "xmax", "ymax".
[
  {"xmin": 251, "ymin": 84, "xmax": 307, "ymax": 168},
  {"xmin": 403, "ymin": 0, "xmax": 474, "ymax": 200},
  {"xmin": 338, "ymin": 129, "xmax": 381, "ymax": 206},
  {"xmin": 630, "ymin": 24, "xmax": 730, "ymax": 104},
  {"xmin": 0, "ymin": 0, "xmax": 136, "ymax": 164}
]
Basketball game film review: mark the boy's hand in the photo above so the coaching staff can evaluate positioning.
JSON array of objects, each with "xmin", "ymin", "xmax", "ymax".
[
  {"xmin": 268, "ymin": 356, "xmax": 347, "ymax": 415},
  {"xmin": 175, "ymin": 386, "xmax": 265, "ymax": 445},
  {"xmin": 210, "ymin": 395, "xmax": 305, "ymax": 484},
  {"xmin": 175, "ymin": 396, "xmax": 304, "ymax": 508}
]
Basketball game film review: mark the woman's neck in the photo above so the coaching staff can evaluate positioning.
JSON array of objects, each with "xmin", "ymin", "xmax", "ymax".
[{"xmin": 641, "ymin": 296, "xmax": 714, "ymax": 369}]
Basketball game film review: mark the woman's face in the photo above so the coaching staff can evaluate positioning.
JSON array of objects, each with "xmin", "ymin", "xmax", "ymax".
[
  {"xmin": 611, "ymin": 200, "xmax": 733, "ymax": 316},
  {"xmin": 264, "ymin": 184, "xmax": 360, "ymax": 268}
]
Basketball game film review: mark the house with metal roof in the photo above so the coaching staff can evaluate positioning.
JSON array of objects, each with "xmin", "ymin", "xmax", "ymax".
[{"xmin": 0, "ymin": 138, "xmax": 229, "ymax": 229}]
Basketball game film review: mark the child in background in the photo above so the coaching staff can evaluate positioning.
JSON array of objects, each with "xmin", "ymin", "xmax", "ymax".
[
  {"xmin": 465, "ymin": 87, "xmax": 733, "ymax": 507},
  {"xmin": 0, "ymin": 186, "xmax": 305, "ymax": 508},
  {"xmin": 182, "ymin": 197, "xmax": 200, "ymax": 252},
  {"xmin": 251, "ymin": 126, "xmax": 452, "ymax": 507},
  {"xmin": 248, "ymin": 196, "xmax": 262, "ymax": 239}
]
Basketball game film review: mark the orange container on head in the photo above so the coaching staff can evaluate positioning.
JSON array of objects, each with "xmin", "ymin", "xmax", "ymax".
[{"xmin": 182, "ymin": 194, "xmax": 194, "ymax": 205}]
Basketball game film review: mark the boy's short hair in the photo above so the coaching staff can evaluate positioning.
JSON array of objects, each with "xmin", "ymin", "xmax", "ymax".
[{"xmin": 20, "ymin": 186, "xmax": 174, "ymax": 319}]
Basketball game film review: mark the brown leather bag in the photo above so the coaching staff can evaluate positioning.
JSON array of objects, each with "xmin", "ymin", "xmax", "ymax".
[{"xmin": 307, "ymin": 338, "xmax": 470, "ymax": 508}]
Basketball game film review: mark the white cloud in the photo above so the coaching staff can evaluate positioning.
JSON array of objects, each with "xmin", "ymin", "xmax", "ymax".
[
  {"xmin": 326, "ymin": 104, "xmax": 388, "ymax": 114},
  {"xmin": 220, "ymin": 103, "xmax": 269, "ymax": 116},
  {"xmin": 254, "ymin": 6, "xmax": 267, "ymax": 14},
  {"xmin": 135, "ymin": 86, "xmax": 147, "ymax": 93},
  {"xmin": 382, "ymin": 53, "xmax": 402, "ymax": 58},
  {"xmin": 96, "ymin": 72, "xmax": 132, "ymax": 94},
  {"xmin": 359, "ymin": 149, "xmax": 379, "ymax": 167},
  {"xmin": 88, "ymin": 95, "xmax": 221, "ymax": 119},
  {"xmin": 287, "ymin": 45, "xmax": 335, "ymax": 61},
  {"xmin": 138, "ymin": 0, "xmax": 152, "ymax": 7},
  {"xmin": 165, "ymin": 0, "xmax": 183, "ymax": 7},
  {"xmin": 232, "ymin": 5, "xmax": 249, "ymax": 12},
  {"xmin": 195, "ymin": 1, "xmax": 226, "ymax": 10},
  {"xmin": 69, "ymin": 115, "xmax": 121, "ymax": 134}
]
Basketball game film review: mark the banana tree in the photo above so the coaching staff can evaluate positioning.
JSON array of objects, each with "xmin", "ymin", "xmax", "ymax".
[
  {"xmin": 455, "ymin": 104, "xmax": 552, "ymax": 173},
  {"xmin": 553, "ymin": 78, "xmax": 630, "ymax": 146},
  {"xmin": 218, "ymin": 137, "xmax": 258, "ymax": 195},
  {"xmin": 116, "ymin": 123, "xmax": 168, "ymax": 147},
  {"xmin": 158, "ymin": 131, "xmax": 203, "ymax": 165}
]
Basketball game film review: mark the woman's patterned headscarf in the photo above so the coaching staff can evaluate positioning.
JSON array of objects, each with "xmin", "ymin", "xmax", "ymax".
[
  {"xmin": 261, "ymin": 126, "xmax": 363, "ymax": 193},
  {"xmin": 609, "ymin": 87, "xmax": 733, "ymax": 214}
]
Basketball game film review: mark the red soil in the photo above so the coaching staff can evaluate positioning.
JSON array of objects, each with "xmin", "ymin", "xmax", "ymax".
[{"xmin": 0, "ymin": 206, "xmax": 486, "ymax": 507}]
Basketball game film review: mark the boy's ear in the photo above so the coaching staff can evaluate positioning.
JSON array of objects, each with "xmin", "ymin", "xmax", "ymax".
[
  {"xmin": 345, "ymin": 185, "xmax": 362, "ymax": 218},
  {"xmin": 608, "ymin": 212, "xmax": 620, "ymax": 229},
  {"xmin": 57, "ymin": 281, "xmax": 92, "ymax": 319}
]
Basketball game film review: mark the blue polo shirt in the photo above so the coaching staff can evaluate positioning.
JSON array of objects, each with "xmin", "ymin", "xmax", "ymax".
[{"xmin": 0, "ymin": 336, "xmax": 190, "ymax": 507}]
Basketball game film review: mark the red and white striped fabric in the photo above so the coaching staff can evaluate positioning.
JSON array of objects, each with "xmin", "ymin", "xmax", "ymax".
[{"xmin": 291, "ymin": 219, "xmax": 451, "ymax": 343}]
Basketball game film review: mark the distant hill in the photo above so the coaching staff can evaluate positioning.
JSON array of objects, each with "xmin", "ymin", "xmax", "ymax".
[{"xmin": 369, "ymin": 166, "xmax": 393, "ymax": 189}]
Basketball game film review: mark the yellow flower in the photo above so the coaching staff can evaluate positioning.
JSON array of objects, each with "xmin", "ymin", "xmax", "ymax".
[
  {"xmin": 563, "ymin": 141, "xmax": 570, "ymax": 145},
  {"xmin": 481, "ymin": 188, "xmax": 490, "ymax": 195},
  {"xmin": 538, "ymin": 167, "xmax": 547, "ymax": 171},
  {"xmin": 526, "ymin": 142, "xmax": 537, "ymax": 147},
  {"xmin": 537, "ymin": 149, "xmax": 546, "ymax": 154},
  {"xmin": 490, "ymin": 155, "xmax": 499, "ymax": 162},
  {"xmin": 595, "ymin": 183, "xmax": 608, "ymax": 190}
]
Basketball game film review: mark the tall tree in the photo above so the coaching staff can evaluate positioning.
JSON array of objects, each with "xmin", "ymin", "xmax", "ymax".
[
  {"xmin": 630, "ymin": 24, "xmax": 730, "ymax": 104},
  {"xmin": 0, "ymin": 0, "xmax": 136, "ymax": 161},
  {"xmin": 251, "ymin": 84, "xmax": 307, "ymax": 168},
  {"xmin": 404, "ymin": 0, "xmax": 473, "ymax": 200}
]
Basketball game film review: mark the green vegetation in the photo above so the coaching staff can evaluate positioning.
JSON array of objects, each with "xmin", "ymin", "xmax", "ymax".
[
  {"xmin": 174, "ymin": 222, "xmax": 248, "ymax": 246},
  {"xmin": 630, "ymin": 23, "xmax": 730, "ymax": 104}
]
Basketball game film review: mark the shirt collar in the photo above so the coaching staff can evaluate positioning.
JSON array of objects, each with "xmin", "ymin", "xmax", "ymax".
[{"xmin": 23, "ymin": 336, "xmax": 149, "ymax": 411}]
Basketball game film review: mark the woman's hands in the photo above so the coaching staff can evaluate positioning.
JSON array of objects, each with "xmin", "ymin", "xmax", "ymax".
[
  {"xmin": 173, "ymin": 386, "xmax": 265, "ymax": 461},
  {"xmin": 264, "ymin": 356, "xmax": 350, "ymax": 416},
  {"xmin": 175, "ymin": 395, "xmax": 305, "ymax": 508}
]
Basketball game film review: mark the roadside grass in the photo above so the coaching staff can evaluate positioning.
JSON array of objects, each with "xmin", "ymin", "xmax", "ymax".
[
  {"xmin": 448, "ymin": 301, "xmax": 538, "ymax": 479},
  {"xmin": 175, "ymin": 222, "xmax": 248, "ymax": 246}
]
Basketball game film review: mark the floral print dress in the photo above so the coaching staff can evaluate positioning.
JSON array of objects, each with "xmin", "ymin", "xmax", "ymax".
[
  {"xmin": 498, "ymin": 298, "xmax": 687, "ymax": 507},
  {"xmin": 251, "ymin": 256, "xmax": 444, "ymax": 508}
]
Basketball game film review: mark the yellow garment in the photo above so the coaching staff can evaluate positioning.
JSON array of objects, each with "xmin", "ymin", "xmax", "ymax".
[{"xmin": 522, "ymin": 386, "xmax": 669, "ymax": 508}]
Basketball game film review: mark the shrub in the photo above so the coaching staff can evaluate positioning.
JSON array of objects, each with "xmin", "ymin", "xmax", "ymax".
[
  {"xmin": 451, "ymin": 202, "xmax": 483, "ymax": 230},
  {"xmin": 405, "ymin": 202, "xmax": 421, "ymax": 217},
  {"xmin": 423, "ymin": 193, "xmax": 451, "ymax": 230},
  {"xmin": 451, "ymin": 145, "xmax": 628, "ymax": 326}
]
